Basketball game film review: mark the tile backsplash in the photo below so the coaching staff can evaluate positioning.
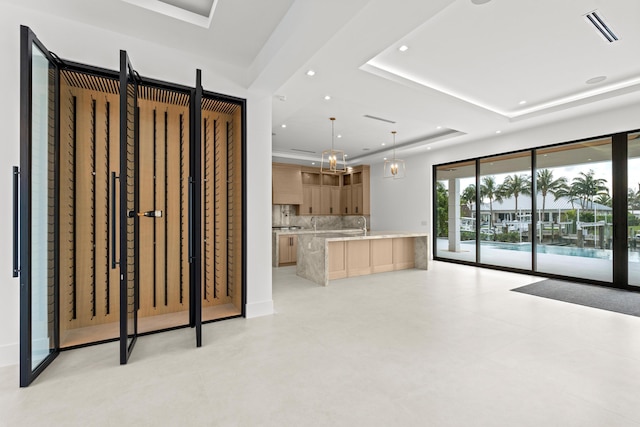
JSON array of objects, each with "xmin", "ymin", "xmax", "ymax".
[{"xmin": 272, "ymin": 205, "xmax": 370, "ymax": 230}]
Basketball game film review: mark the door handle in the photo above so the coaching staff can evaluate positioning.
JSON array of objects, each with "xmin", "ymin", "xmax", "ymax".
[
  {"xmin": 188, "ymin": 177, "xmax": 193, "ymax": 263},
  {"xmin": 111, "ymin": 172, "xmax": 119, "ymax": 269},
  {"xmin": 13, "ymin": 166, "xmax": 19, "ymax": 277},
  {"xmin": 137, "ymin": 210, "xmax": 163, "ymax": 217}
]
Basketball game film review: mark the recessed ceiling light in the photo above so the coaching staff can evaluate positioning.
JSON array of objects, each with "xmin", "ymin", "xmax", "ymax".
[
  {"xmin": 427, "ymin": 147, "xmax": 431, "ymax": 150},
  {"xmin": 383, "ymin": 157, "xmax": 387, "ymax": 161},
  {"xmin": 586, "ymin": 76, "xmax": 606, "ymax": 84},
  {"xmin": 398, "ymin": 45, "xmax": 409, "ymax": 52},
  {"xmin": 337, "ymin": 134, "xmax": 342, "ymax": 138},
  {"xmin": 471, "ymin": 0, "xmax": 492, "ymax": 4},
  {"xmin": 519, "ymin": 100, "xmax": 527, "ymax": 105},
  {"xmin": 381, "ymin": 143, "xmax": 386, "ymax": 146},
  {"xmin": 588, "ymin": 158, "xmax": 592, "ymax": 161},
  {"xmin": 312, "ymin": 162, "xmax": 316, "ymax": 165},
  {"xmin": 495, "ymin": 130, "xmax": 502, "ymax": 134},
  {"xmin": 306, "ymin": 70, "xmax": 316, "ymax": 77},
  {"xmin": 324, "ymin": 95, "xmax": 331, "ymax": 100},
  {"xmin": 281, "ymin": 124, "xmax": 287, "ymax": 128},
  {"xmin": 436, "ymin": 126, "xmax": 442, "ymax": 129}
]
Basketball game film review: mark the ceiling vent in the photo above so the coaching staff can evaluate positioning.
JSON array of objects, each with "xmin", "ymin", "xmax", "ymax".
[
  {"xmin": 584, "ymin": 11, "xmax": 619, "ymax": 43},
  {"xmin": 363, "ymin": 114, "xmax": 396, "ymax": 124},
  {"xmin": 290, "ymin": 148, "xmax": 316, "ymax": 154}
]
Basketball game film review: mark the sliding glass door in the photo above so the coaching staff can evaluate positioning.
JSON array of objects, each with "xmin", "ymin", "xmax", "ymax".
[
  {"xmin": 628, "ymin": 132, "xmax": 640, "ymax": 287},
  {"xmin": 479, "ymin": 152, "xmax": 532, "ymax": 270},
  {"xmin": 434, "ymin": 161, "xmax": 476, "ymax": 262},
  {"xmin": 536, "ymin": 138, "xmax": 612, "ymax": 282}
]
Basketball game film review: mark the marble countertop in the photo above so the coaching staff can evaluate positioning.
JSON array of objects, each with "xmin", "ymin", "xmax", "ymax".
[
  {"xmin": 304, "ymin": 231, "xmax": 429, "ymax": 241},
  {"xmin": 272, "ymin": 228, "xmax": 364, "ymax": 236}
]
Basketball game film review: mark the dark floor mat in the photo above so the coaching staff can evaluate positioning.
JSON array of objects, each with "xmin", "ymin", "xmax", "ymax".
[{"xmin": 512, "ymin": 279, "xmax": 640, "ymax": 317}]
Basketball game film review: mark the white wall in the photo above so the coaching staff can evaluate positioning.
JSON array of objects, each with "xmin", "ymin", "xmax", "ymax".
[
  {"xmin": 245, "ymin": 92, "xmax": 274, "ymax": 317},
  {"xmin": 0, "ymin": 4, "xmax": 273, "ymax": 367},
  {"xmin": 371, "ymin": 102, "xmax": 640, "ymax": 245}
]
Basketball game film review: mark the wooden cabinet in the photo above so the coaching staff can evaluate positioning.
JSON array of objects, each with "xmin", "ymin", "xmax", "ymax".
[
  {"xmin": 272, "ymin": 163, "xmax": 303, "ymax": 205},
  {"xmin": 346, "ymin": 240, "xmax": 372, "ymax": 277},
  {"xmin": 300, "ymin": 185, "xmax": 321, "ymax": 215},
  {"xmin": 340, "ymin": 165, "xmax": 369, "ymax": 215},
  {"xmin": 321, "ymin": 186, "xmax": 341, "ymax": 215},
  {"xmin": 279, "ymin": 235, "xmax": 298, "ymax": 265},
  {"xmin": 328, "ymin": 237, "xmax": 416, "ymax": 278},
  {"xmin": 371, "ymin": 239, "xmax": 394, "ymax": 273},
  {"xmin": 341, "ymin": 186, "xmax": 352, "ymax": 215},
  {"xmin": 272, "ymin": 163, "xmax": 369, "ymax": 216},
  {"xmin": 393, "ymin": 238, "xmax": 415, "ymax": 270},
  {"xmin": 298, "ymin": 168, "xmax": 321, "ymax": 216},
  {"xmin": 328, "ymin": 241, "xmax": 347, "ymax": 280}
]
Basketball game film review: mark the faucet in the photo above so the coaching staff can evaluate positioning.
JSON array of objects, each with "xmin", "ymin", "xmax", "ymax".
[
  {"xmin": 311, "ymin": 216, "xmax": 317, "ymax": 232},
  {"xmin": 358, "ymin": 216, "xmax": 367, "ymax": 233}
]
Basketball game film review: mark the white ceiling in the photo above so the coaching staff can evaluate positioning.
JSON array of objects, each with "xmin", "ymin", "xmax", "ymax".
[{"xmin": 5, "ymin": 0, "xmax": 640, "ymax": 166}]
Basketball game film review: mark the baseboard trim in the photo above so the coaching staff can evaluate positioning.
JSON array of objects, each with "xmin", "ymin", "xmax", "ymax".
[
  {"xmin": 0, "ymin": 342, "xmax": 18, "ymax": 368},
  {"xmin": 245, "ymin": 300, "xmax": 274, "ymax": 318}
]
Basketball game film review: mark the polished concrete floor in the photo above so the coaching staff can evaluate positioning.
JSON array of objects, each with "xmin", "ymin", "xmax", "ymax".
[{"xmin": 3, "ymin": 261, "xmax": 640, "ymax": 426}]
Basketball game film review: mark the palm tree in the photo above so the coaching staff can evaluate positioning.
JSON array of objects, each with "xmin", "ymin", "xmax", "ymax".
[
  {"xmin": 500, "ymin": 174, "xmax": 531, "ymax": 221},
  {"xmin": 628, "ymin": 187, "xmax": 640, "ymax": 210},
  {"xmin": 480, "ymin": 176, "xmax": 502, "ymax": 229},
  {"xmin": 536, "ymin": 169, "xmax": 568, "ymax": 221},
  {"xmin": 554, "ymin": 182, "xmax": 577, "ymax": 209},
  {"xmin": 570, "ymin": 170, "xmax": 608, "ymax": 209},
  {"xmin": 460, "ymin": 184, "xmax": 476, "ymax": 217},
  {"xmin": 436, "ymin": 182, "xmax": 449, "ymax": 237},
  {"xmin": 595, "ymin": 192, "xmax": 612, "ymax": 207}
]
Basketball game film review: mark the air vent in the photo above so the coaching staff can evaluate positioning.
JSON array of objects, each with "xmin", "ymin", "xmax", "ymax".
[
  {"xmin": 363, "ymin": 114, "xmax": 396, "ymax": 124},
  {"xmin": 584, "ymin": 11, "xmax": 619, "ymax": 43},
  {"xmin": 290, "ymin": 148, "xmax": 316, "ymax": 154}
]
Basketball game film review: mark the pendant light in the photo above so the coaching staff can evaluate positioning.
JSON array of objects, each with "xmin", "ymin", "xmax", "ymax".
[
  {"xmin": 383, "ymin": 131, "xmax": 405, "ymax": 179},
  {"xmin": 320, "ymin": 117, "xmax": 346, "ymax": 174}
]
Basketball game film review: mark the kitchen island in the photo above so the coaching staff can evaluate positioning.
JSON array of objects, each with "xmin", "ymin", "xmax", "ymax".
[{"xmin": 296, "ymin": 232, "xmax": 429, "ymax": 286}]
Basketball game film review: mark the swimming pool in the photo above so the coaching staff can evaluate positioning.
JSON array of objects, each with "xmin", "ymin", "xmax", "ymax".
[{"xmin": 480, "ymin": 242, "xmax": 615, "ymax": 260}]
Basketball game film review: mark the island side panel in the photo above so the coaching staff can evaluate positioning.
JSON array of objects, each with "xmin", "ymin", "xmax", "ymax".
[
  {"xmin": 415, "ymin": 236, "xmax": 429, "ymax": 270},
  {"xmin": 296, "ymin": 234, "xmax": 328, "ymax": 286}
]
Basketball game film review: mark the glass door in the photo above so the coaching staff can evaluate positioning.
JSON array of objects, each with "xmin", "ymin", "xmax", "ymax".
[
  {"xmin": 190, "ymin": 70, "xmax": 203, "ymax": 347},
  {"xmin": 18, "ymin": 26, "xmax": 60, "ymax": 387},
  {"xmin": 119, "ymin": 50, "xmax": 139, "ymax": 364},
  {"xmin": 628, "ymin": 132, "xmax": 640, "ymax": 287}
]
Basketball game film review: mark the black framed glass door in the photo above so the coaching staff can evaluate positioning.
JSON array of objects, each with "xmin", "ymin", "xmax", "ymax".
[
  {"xmin": 190, "ymin": 70, "xmax": 203, "ymax": 347},
  {"xmin": 119, "ymin": 50, "xmax": 139, "ymax": 364},
  {"xmin": 18, "ymin": 26, "xmax": 60, "ymax": 387}
]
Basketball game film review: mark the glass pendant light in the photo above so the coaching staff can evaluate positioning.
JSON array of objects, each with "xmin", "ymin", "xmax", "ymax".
[
  {"xmin": 320, "ymin": 117, "xmax": 346, "ymax": 174},
  {"xmin": 383, "ymin": 131, "xmax": 406, "ymax": 179}
]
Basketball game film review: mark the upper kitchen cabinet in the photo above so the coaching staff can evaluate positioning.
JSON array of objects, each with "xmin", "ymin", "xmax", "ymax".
[
  {"xmin": 320, "ymin": 172, "xmax": 341, "ymax": 215},
  {"xmin": 272, "ymin": 163, "xmax": 303, "ymax": 204},
  {"xmin": 272, "ymin": 163, "xmax": 369, "ymax": 216},
  {"xmin": 299, "ymin": 167, "xmax": 321, "ymax": 215},
  {"xmin": 342, "ymin": 165, "xmax": 370, "ymax": 215}
]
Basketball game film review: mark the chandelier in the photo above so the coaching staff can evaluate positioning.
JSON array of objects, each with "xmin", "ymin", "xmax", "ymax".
[
  {"xmin": 320, "ymin": 117, "xmax": 346, "ymax": 174},
  {"xmin": 383, "ymin": 131, "xmax": 405, "ymax": 179}
]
